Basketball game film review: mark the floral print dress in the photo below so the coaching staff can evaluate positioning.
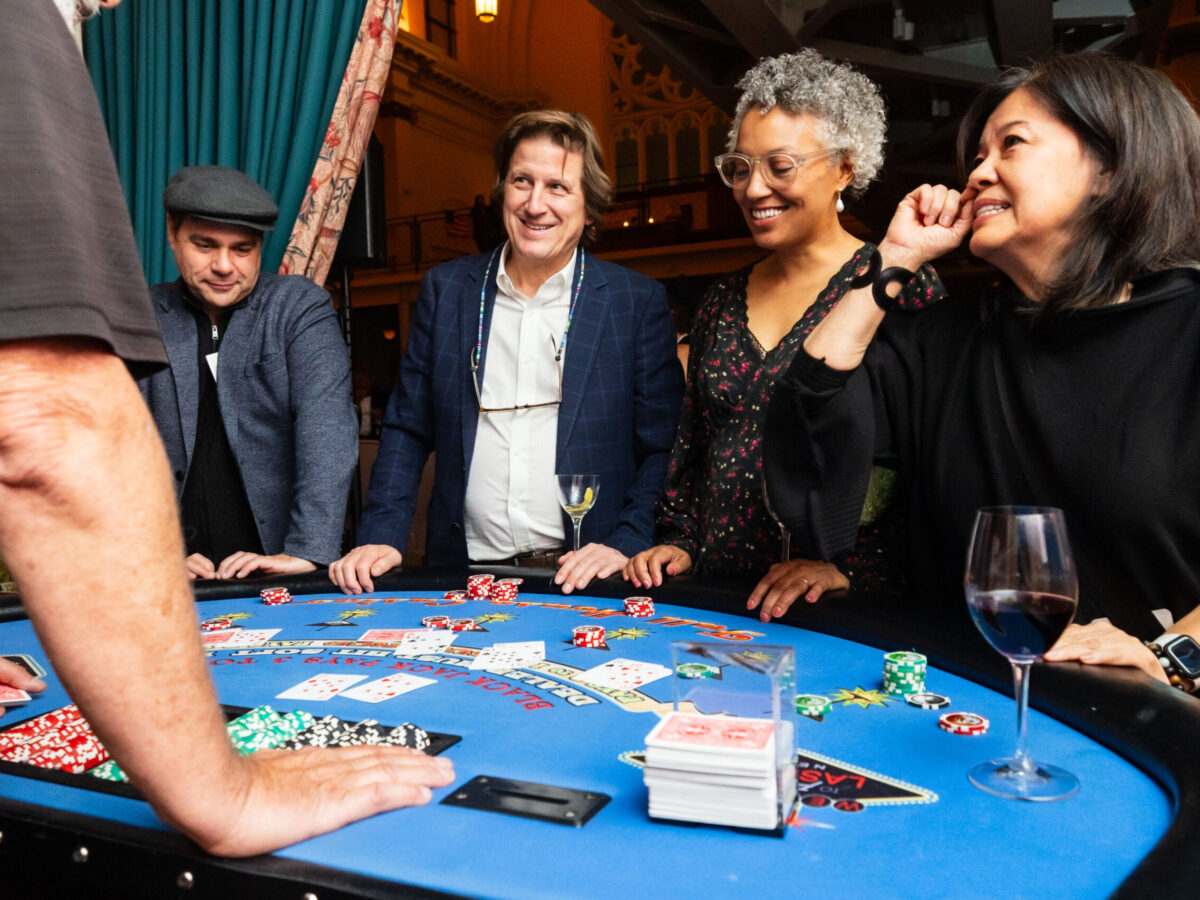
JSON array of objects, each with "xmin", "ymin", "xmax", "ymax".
[{"xmin": 655, "ymin": 243, "xmax": 941, "ymax": 586}]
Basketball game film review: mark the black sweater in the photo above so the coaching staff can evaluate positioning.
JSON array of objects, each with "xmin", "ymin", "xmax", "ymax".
[{"xmin": 766, "ymin": 268, "xmax": 1200, "ymax": 639}]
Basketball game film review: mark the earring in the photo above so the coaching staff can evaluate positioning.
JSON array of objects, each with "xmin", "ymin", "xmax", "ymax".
[{"xmin": 836, "ymin": 191, "xmax": 845, "ymax": 214}]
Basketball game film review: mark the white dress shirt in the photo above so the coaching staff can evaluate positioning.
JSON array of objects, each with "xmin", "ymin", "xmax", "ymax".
[{"xmin": 463, "ymin": 250, "xmax": 575, "ymax": 560}]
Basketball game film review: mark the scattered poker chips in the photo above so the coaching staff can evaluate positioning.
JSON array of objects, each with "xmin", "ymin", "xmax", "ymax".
[
  {"xmin": 450, "ymin": 618, "xmax": 478, "ymax": 631},
  {"xmin": 443, "ymin": 590, "xmax": 468, "ymax": 601},
  {"xmin": 572, "ymin": 624, "xmax": 606, "ymax": 648},
  {"xmin": 201, "ymin": 618, "xmax": 232, "ymax": 632},
  {"xmin": 882, "ymin": 651, "xmax": 927, "ymax": 696},
  {"xmin": 260, "ymin": 586, "xmax": 292, "ymax": 606},
  {"xmin": 939, "ymin": 711, "xmax": 990, "ymax": 736},
  {"xmin": 281, "ymin": 713, "xmax": 431, "ymax": 751},
  {"xmin": 0, "ymin": 704, "xmax": 110, "ymax": 774},
  {"xmin": 676, "ymin": 662, "xmax": 719, "ymax": 679},
  {"xmin": 795, "ymin": 694, "xmax": 833, "ymax": 718},
  {"xmin": 491, "ymin": 578, "xmax": 523, "ymax": 602},
  {"xmin": 906, "ymin": 692, "xmax": 951, "ymax": 710},
  {"xmin": 623, "ymin": 596, "xmax": 655, "ymax": 617},
  {"xmin": 466, "ymin": 574, "xmax": 495, "ymax": 599},
  {"xmin": 421, "ymin": 615, "xmax": 452, "ymax": 629}
]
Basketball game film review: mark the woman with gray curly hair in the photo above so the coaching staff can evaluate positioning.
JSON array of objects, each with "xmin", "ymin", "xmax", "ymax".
[{"xmin": 625, "ymin": 49, "xmax": 940, "ymax": 618}]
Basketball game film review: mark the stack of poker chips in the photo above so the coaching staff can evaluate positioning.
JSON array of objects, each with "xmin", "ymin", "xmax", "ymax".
[
  {"xmin": 450, "ymin": 618, "xmax": 478, "ymax": 631},
  {"xmin": 882, "ymin": 651, "xmax": 927, "ymax": 696},
  {"xmin": 643, "ymin": 712, "xmax": 789, "ymax": 830},
  {"xmin": 201, "ymin": 617, "xmax": 233, "ymax": 632},
  {"xmin": 225, "ymin": 706, "xmax": 315, "ymax": 755},
  {"xmin": 623, "ymin": 596, "xmax": 655, "ymax": 617},
  {"xmin": 795, "ymin": 694, "xmax": 833, "ymax": 719},
  {"xmin": 938, "ymin": 711, "xmax": 989, "ymax": 736},
  {"xmin": 443, "ymin": 590, "xmax": 468, "ymax": 601},
  {"xmin": 0, "ymin": 704, "xmax": 109, "ymax": 774},
  {"xmin": 466, "ymin": 574, "xmax": 494, "ymax": 599},
  {"xmin": 260, "ymin": 586, "xmax": 292, "ymax": 606},
  {"xmin": 572, "ymin": 625, "xmax": 606, "ymax": 648},
  {"xmin": 281, "ymin": 715, "xmax": 431, "ymax": 751},
  {"xmin": 676, "ymin": 663, "xmax": 719, "ymax": 680},
  {"xmin": 491, "ymin": 578, "xmax": 523, "ymax": 601},
  {"xmin": 422, "ymin": 615, "xmax": 452, "ymax": 629}
]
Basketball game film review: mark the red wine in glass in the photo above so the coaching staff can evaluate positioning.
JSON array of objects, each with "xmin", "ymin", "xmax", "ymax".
[{"xmin": 964, "ymin": 506, "xmax": 1080, "ymax": 801}]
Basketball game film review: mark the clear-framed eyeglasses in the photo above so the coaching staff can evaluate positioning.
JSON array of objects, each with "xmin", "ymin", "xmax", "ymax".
[
  {"xmin": 713, "ymin": 148, "xmax": 843, "ymax": 189},
  {"xmin": 469, "ymin": 335, "xmax": 564, "ymax": 414}
]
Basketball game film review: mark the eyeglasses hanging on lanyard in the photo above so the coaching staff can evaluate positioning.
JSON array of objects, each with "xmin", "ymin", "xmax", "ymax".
[{"xmin": 469, "ymin": 242, "xmax": 585, "ymax": 414}]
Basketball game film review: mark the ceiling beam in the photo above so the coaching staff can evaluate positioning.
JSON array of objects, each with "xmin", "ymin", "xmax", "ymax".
[
  {"xmin": 988, "ymin": 0, "xmax": 1054, "ymax": 67},
  {"xmin": 697, "ymin": 0, "xmax": 795, "ymax": 59},
  {"xmin": 808, "ymin": 38, "xmax": 999, "ymax": 87},
  {"xmin": 795, "ymin": 0, "xmax": 889, "ymax": 43}
]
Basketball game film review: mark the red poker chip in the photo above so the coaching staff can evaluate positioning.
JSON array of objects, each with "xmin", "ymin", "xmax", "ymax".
[
  {"xmin": 938, "ymin": 711, "xmax": 989, "ymax": 735},
  {"xmin": 450, "ymin": 618, "xmax": 478, "ymax": 631},
  {"xmin": 572, "ymin": 625, "xmax": 606, "ymax": 647},
  {"xmin": 421, "ymin": 615, "xmax": 451, "ymax": 628}
]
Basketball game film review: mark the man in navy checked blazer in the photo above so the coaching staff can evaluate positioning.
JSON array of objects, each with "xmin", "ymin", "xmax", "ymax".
[{"xmin": 331, "ymin": 110, "xmax": 683, "ymax": 594}]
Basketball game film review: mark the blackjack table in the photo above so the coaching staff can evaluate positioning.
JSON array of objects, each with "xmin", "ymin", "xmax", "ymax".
[{"xmin": 1, "ymin": 568, "xmax": 1198, "ymax": 899}]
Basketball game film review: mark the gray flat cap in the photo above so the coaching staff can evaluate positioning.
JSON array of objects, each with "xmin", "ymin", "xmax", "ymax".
[{"xmin": 163, "ymin": 165, "xmax": 278, "ymax": 231}]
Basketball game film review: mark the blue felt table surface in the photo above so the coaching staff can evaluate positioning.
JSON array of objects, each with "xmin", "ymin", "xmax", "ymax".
[{"xmin": 0, "ymin": 590, "xmax": 1171, "ymax": 899}]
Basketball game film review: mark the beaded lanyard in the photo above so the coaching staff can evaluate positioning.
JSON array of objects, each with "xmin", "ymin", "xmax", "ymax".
[{"xmin": 471, "ymin": 241, "xmax": 586, "ymax": 372}]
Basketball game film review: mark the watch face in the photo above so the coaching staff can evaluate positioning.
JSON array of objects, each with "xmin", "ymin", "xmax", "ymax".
[{"xmin": 1166, "ymin": 636, "xmax": 1200, "ymax": 678}]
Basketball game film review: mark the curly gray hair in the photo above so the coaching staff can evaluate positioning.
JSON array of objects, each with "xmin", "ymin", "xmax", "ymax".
[{"xmin": 728, "ymin": 49, "xmax": 886, "ymax": 198}]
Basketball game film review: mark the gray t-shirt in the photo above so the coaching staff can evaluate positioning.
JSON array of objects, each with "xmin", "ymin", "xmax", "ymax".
[{"xmin": 0, "ymin": 0, "xmax": 166, "ymax": 372}]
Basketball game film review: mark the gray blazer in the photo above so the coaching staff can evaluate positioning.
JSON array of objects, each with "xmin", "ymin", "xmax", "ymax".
[{"xmin": 139, "ymin": 274, "xmax": 356, "ymax": 564}]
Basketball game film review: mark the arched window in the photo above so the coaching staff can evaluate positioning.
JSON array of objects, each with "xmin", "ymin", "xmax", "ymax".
[
  {"xmin": 675, "ymin": 126, "xmax": 700, "ymax": 180},
  {"xmin": 645, "ymin": 130, "xmax": 669, "ymax": 186},
  {"xmin": 615, "ymin": 137, "xmax": 639, "ymax": 190}
]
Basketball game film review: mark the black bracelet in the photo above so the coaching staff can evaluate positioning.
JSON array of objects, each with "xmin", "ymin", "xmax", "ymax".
[
  {"xmin": 848, "ymin": 247, "xmax": 881, "ymax": 289},
  {"xmin": 872, "ymin": 266, "xmax": 916, "ymax": 312}
]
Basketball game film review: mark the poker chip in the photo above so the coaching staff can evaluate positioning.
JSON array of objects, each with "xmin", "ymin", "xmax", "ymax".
[
  {"xmin": 906, "ymin": 692, "xmax": 950, "ymax": 710},
  {"xmin": 795, "ymin": 694, "xmax": 833, "ymax": 718},
  {"xmin": 883, "ymin": 650, "xmax": 927, "ymax": 696},
  {"xmin": 676, "ymin": 662, "xmax": 718, "ymax": 680},
  {"xmin": 260, "ymin": 587, "xmax": 292, "ymax": 606},
  {"xmin": 421, "ymin": 615, "xmax": 451, "ymax": 629},
  {"xmin": 938, "ymin": 711, "xmax": 989, "ymax": 735},
  {"xmin": 572, "ymin": 624, "xmax": 606, "ymax": 647},
  {"xmin": 450, "ymin": 618, "xmax": 478, "ymax": 631},
  {"xmin": 466, "ymin": 574, "xmax": 495, "ymax": 599},
  {"xmin": 623, "ymin": 596, "xmax": 655, "ymax": 617},
  {"xmin": 491, "ymin": 578, "xmax": 523, "ymax": 602},
  {"xmin": 442, "ymin": 590, "xmax": 468, "ymax": 601},
  {"xmin": 201, "ymin": 618, "xmax": 232, "ymax": 632}
]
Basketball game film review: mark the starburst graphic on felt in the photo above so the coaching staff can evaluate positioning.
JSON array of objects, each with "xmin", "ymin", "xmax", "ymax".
[
  {"xmin": 830, "ymin": 686, "xmax": 896, "ymax": 708},
  {"xmin": 733, "ymin": 650, "xmax": 776, "ymax": 665},
  {"xmin": 606, "ymin": 627, "xmax": 651, "ymax": 641},
  {"xmin": 475, "ymin": 613, "xmax": 515, "ymax": 624},
  {"xmin": 307, "ymin": 609, "xmax": 376, "ymax": 630},
  {"xmin": 786, "ymin": 810, "xmax": 836, "ymax": 832}
]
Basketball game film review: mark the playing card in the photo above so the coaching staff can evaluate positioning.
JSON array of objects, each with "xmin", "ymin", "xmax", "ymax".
[
  {"xmin": 1, "ymin": 654, "xmax": 46, "ymax": 678},
  {"xmin": 647, "ymin": 712, "xmax": 775, "ymax": 752},
  {"xmin": 276, "ymin": 673, "xmax": 367, "ymax": 701},
  {"xmin": 359, "ymin": 628, "xmax": 424, "ymax": 643},
  {"xmin": 0, "ymin": 685, "xmax": 32, "ymax": 707},
  {"xmin": 339, "ymin": 673, "xmax": 437, "ymax": 703},
  {"xmin": 394, "ymin": 630, "xmax": 458, "ymax": 656},
  {"xmin": 469, "ymin": 640, "xmax": 545, "ymax": 671},
  {"xmin": 578, "ymin": 658, "xmax": 671, "ymax": 690},
  {"xmin": 202, "ymin": 628, "xmax": 280, "ymax": 649}
]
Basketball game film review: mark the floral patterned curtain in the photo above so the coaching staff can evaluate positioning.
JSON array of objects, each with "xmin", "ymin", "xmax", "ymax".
[{"xmin": 279, "ymin": 1, "xmax": 399, "ymax": 283}]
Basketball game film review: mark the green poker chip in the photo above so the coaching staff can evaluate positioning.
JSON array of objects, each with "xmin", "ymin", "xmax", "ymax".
[
  {"xmin": 795, "ymin": 694, "xmax": 833, "ymax": 717},
  {"xmin": 676, "ymin": 663, "xmax": 719, "ymax": 679}
]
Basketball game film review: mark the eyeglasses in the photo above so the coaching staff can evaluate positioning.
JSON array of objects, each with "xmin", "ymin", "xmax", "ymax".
[
  {"xmin": 470, "ymin": 335, "xmax": 563, "ymax": 414},
  {"xmin": 713, "ymin": 148, "xmax": 843, "ymax": 189}
]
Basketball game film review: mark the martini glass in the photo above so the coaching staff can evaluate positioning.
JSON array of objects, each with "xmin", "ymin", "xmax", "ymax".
[
  {"xmin": 964, "ymin": 506, "xmax": 1080, "ymax": 801},
  {"xmin": 556, "ymin": 474, "xmax": 599, "ymax": 553}
]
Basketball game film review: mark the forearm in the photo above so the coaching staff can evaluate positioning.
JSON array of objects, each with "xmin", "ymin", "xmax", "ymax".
[{"xmin": 0, "ymin": 341, "xmax": 250, "ymax": 848}]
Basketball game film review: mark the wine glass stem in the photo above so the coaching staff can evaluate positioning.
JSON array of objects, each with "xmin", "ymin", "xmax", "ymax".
[
  {"xmin": 572, "ymin": 518, "xmax": 582, "ymax": 553},
  {"xmin": 1010, "ymin": 659, "xmax": 1036, "ymax": 774},
  {"xmin": 780, "ymin": 524, "xmax": 790, "ymax": 563}
]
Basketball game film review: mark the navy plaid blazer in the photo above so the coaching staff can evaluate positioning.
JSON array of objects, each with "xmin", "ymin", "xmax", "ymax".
[{"xmin": 358, "ymin": 249, "xmax": 684, "ymax": 565}]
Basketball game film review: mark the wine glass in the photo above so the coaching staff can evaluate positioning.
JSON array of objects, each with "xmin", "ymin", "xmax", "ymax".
[
  {"xmin": 760, "ymin": 473, "xmax": 790, "ymax": 563},
  {"xmin": 556, "ymin": 474, "xmax": 599, "ymax": 553},
  {"xmin": 964, "ymin": 506, "xmax": 1080, "ymax": 801}
]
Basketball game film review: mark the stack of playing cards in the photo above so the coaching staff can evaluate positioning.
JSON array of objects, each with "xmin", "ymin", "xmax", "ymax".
[{"xmin": 643, "ymin": 711, "xmax": 793, "ymax": 830}]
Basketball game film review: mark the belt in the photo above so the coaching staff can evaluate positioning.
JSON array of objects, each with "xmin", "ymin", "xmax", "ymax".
[{"xmin": 474, "ymin": 549, "xmax": 563, "ymax": 569}]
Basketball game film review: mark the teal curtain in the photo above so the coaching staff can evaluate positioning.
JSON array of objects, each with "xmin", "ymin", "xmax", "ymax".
[{"xmin": 85, "ymin": 0, "xmax": 368, "ymax": 285}]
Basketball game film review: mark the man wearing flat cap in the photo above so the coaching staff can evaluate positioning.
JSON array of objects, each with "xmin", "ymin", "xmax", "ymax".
[{"xmin": 139, "ymin": 165, "xmax": 357, "ymax": 580}]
